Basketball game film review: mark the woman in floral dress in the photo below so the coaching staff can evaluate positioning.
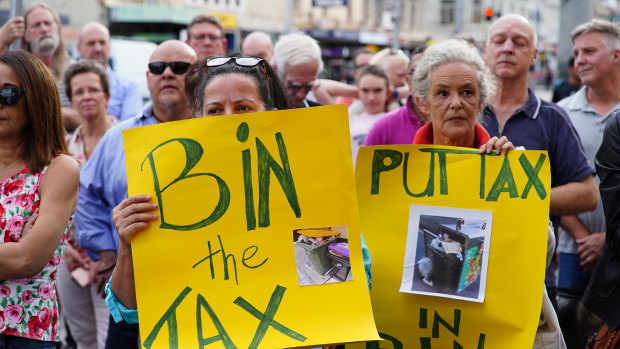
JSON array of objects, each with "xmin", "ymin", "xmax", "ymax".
[{"xmin": 0, "ymin": 51, "xmax": 79, "ymax": 347}]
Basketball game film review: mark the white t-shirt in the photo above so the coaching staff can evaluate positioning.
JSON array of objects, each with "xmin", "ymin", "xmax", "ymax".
[{"xmin": 348, "ymin": 110, "xmax": 387, "ymax": 167}]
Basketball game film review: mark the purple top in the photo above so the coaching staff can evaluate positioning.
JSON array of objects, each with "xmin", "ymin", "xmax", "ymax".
[{"xmin": 363, "ymin": 97, "xmax": 425, "ymax": 146}]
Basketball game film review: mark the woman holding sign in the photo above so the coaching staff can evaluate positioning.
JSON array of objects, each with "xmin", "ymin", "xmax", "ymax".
[
  {"xmin": 0, "ymin": 51, "xmax": 79, "ymax": 346},
  {"xmin": 105, "ymin": 56, "xmax": 291, "ymax": 322},
  {"xmin": 410, "ymin": 39, "xmax": 565, "ymax": 348}
]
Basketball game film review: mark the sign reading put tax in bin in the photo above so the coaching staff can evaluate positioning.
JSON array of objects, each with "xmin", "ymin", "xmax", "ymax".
[
  {"xmin": 122, "ymin": 105, "xmax": 379, "ymax": 348},
  {"xmin": 352, "ymin": 145, "xmax": 551, "ymax": 348}
]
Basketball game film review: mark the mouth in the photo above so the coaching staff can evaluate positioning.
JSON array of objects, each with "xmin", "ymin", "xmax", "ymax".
[{"xmin": 161, "ymin": 84, "xmax": 177, "ymax": 91}]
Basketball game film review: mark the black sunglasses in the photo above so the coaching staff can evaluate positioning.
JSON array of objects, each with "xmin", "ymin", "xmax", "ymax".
[
  {"xmin": 206, "ymin": 57, "xmax": 267, "ymax": 79},
  {"xmin": 148, "ymin": 61, "xmax": 191, "ymax": 75},
  {"xmin": 0, "ymin": 87, "xmax": 25, "ymax": 107}
]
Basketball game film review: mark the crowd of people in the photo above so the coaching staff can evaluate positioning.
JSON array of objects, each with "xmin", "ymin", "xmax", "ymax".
[{"xmin": 0, "ymin": 3, "xmax": 618, "ymax": 349}]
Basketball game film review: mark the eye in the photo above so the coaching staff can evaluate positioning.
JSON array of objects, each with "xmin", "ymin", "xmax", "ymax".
[
  {"xmin": 237, "ymin": 105, "xmax": 253, "ymax": 113},
  {"xmin": 206, "ymin": 107, "xmax": 222, "ymax": 116},
  {"xmin": 437, "ymin": 90, "xmax": 448, "ymax": 96},
  {"xmin": 463, "ymin": 89, "xmax": 473, "ymax": 96}
]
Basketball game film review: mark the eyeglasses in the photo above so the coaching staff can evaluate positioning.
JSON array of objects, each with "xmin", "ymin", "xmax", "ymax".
[
  {"xmin": 286, "ymin": 80, "xmax": 319, "ymax": 93},
  {"xmin": 148, "ymin": 61, "xmax": 191, "ymax": 75},
  {"xmin": 191, "ymin": 34, "xmax": 222, "ymax": 42},
  {"xmin": 0, "ymin": 87, "xmax": 25, "ymax": 107},
  {"xmin": 206, "ymin": 56, "xmax": 267, "ymax": 79}
]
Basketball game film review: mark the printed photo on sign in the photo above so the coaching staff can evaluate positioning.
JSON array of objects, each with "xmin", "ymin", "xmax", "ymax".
[
  {"xmin": 400, "ymin": 205, "xmax": 492, "ymax": 302},
  {"xmin": 293, "ymin": 225, "xmax": 352, "ymax": 286}
]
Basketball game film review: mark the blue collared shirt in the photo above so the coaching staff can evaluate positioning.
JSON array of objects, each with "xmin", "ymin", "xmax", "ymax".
[
  {"xmin": 481, "ymin": 88, "xmax": 595, "ymax": 287},
  {"xmin": 75, "ymin": 104, "xmax": 158, "ymax": 260},
  {"xmin": 106, "ymin": 66, "xmax": 144, "ymax": 121}
]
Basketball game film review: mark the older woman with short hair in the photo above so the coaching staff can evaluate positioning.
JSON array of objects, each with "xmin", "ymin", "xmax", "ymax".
[
  {"xmin": 410, "ymin": 39, "xmax": 565, "ymax": 349},
  {"xmin": 411, "ymin": 39, "xmax": 509, "ymax": 153}
]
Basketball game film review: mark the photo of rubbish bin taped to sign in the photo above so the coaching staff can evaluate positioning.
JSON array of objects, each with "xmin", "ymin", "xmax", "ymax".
[
  {"xmin": 293, "ymin": 225, "xmax": 352, "ymax": 286},
  {"xmin": 400, "ymin": 205, "xmax": 492, "ymax": 302}
]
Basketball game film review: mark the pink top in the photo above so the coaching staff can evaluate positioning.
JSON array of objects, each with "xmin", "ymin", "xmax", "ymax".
[{"xmin": 0, "ymin": 166, "xmax": 71, "ymax": 341}]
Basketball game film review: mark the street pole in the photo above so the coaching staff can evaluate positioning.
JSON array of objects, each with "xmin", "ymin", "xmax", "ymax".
[
  {"xmin": 557, "ymin": 0, "xmax": 593, "ymax": 79},
  {"xmin": 8, "ymin": 0, "xmax": 23, "ymax": 51},
  {"xmin": 454, "ymin": 0, "xmax": 464, "ymax": 34},
  {"xmin": 285, "ymin": 0, "xmax": 294, "ymax": 34},
  {"xmin": 392, "ymin": 0, "xmax": 400, "ymax": 50}
]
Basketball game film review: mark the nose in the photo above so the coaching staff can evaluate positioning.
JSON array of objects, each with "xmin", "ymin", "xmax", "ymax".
[
  {"xmin": 500, "ymin": 40, "xmax": 515, "ymax": 53},
  {"xmin": 294, "ymin": 88, "xmax": 307, "ymax": 101},
  {"xmin": 573, "ymin": 51, "xmax": 584, "ymax": 66},
  {"xmin": 448, "ymin": 93, "xmax": 462, "ymax": 109},
  {"xmin": 162, "ymin": 65, "xmax": 175, "ymax": 78}
]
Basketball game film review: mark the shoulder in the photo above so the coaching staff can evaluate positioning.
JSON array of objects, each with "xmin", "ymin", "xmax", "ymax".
[{"xmin": 41, "ymin": 155, "xmax": 80, "ymax": 188}]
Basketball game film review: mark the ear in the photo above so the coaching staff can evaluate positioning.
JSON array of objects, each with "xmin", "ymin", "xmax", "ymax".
[
  {"xmin": 613, "ymin": 49, "xmax": 620, "ymax": 64},
  {"xmin": 530, "ymin": 47, "xmax": 538, "ymax": 68},
  {"xmin": 415, "ymin": 95, "xmax": 429, "ymax": 115}
]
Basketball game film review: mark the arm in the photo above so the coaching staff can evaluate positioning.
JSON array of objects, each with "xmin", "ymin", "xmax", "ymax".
[
  {"xmin": 74, "ymin": 132, "xmax": 122, "ymax": 261},
  {"xmin": 561, "ymin": 215, "xmax": 604, "ymax": 273},
  {"xmin": 595, "ymin": 114, "xmax": 620, "ymax": 259},
  {"xmin": 0, "ymin": 155, "xmax": 79, "ymax": 279},
  {"xmin": 110, "ymin": 194, "xmax": 158, "ymax": 309},
  {"xmin": 314, "ymin": 79, "xmax": 358, "ymax": 101},
  {"xmin": 549, "ymin": 175, "xmax": 598, "ymax": 216},
  {"xmin": 0, "ymin": 17, "xmax": 24, "ymax": 54},
  {"xmin": 62, "ymin": 107, "xmax": 83, "ymax": 132}
]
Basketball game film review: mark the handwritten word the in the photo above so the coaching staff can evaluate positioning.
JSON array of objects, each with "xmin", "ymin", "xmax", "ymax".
[
  {"xmin": 192, "ymin": 234, "xmax": 268, "ymax": 285},
  {"xmin": 371, "ymin": 148, "xmax": 547, "ymax": 201},
  {"xmin": 140, "ymin": 122, "xmax": 302, "ymax": 232},
  {"xmin": 143, "ymin": 285, "xmax": 306, "ymax": 349}
]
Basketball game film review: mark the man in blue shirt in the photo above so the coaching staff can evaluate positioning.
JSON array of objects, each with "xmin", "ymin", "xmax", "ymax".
[
  {"xmin": 74, "ymin": 39, "xmax": 197, "ymax": 348},
  {"xmin": 481, "ymin": 14, "xmax": 598, "ymax": 312},
  {"xmin": 77, "ymin": 22, "xmax": 143, "ymax": 121}
]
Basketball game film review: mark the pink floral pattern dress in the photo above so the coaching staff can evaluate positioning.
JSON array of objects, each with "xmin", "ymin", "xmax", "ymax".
[{"xmin": 0, "ymin": 165, "xmax": 71, "ymax": 341}]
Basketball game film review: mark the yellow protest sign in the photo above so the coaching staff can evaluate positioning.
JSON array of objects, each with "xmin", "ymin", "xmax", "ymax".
[
  {"xmin": 353, "ymin": 145, "xmax": 551, "ymax": 348},
  {"xmin": 122, "ymin": 105, "xmax": 379, "ymax": 348}
]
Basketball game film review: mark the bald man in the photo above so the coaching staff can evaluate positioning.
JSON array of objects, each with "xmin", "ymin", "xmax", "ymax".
[
  {"xmin": 480, "ymin": 14, "xmax": 597, "ymax": 310},
  {"xmin": 75, "ymin": 40, "xmax": 197, "ymax": 348},
  {"xmin": 78, "ymin": 22, "xmax": 143, "ymax": 121},
  {"xmin": 241, "ymin": 31, "xmax": 273, "ymax": 62}
]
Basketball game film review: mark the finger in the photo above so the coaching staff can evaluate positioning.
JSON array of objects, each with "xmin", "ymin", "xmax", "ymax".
[
  {"xmin": 122, "ymin": 202, "xmax": 159, "ymax": 218},
  {"xmin": 114, "ymin": 195, "xmax": 153, "ymax": 214},
  {"xmin": 119, "ymin": 221, "xmax": 154, "ymax": 243},
  {"xmin": 117, "ymin": 211, "xmax": 158, "ymax": 232},
  {"xmin": 500, "ymin": 141, "xmax": 514, "ymax": 154}
]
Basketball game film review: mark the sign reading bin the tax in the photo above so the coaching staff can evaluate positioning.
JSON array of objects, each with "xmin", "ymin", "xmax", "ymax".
[
  {"xmin": 122, "ymin": 105, "xmax": 379, "ymax": 349},
  {"xmin": 352, "ymin": 145, "xmax": 551, "ymax": 348}
]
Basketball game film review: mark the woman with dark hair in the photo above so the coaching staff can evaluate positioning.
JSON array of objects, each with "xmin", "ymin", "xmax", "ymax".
[
  {"xmin": 0, "ymin": 51, "xmax": 79, "ymax": 346},
  {"xmin": 103, "ymin": 56, "xmax": 291, "ymax": 323}
]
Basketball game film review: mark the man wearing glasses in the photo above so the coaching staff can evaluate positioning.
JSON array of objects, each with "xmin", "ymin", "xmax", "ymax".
[
  {"xmin": 272, "ymin": 32, "xmax": 324, "ymax": 108},
  {"xmin": 75, "ymin": 40, "xmax": 196, "ymax": 348},
  {"xmin": 186, "ymin": 14, "xmax": 227, "ymax": 60}
]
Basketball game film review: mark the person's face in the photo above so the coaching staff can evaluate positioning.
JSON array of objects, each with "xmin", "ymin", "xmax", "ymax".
[
  {"xmin": 146, "ymin": 46, "xmax": 195, "ymax": 109},
  {"xmin": 358, "ymin": 74, "xmax": 390, "ymax": 114},
  {"xmin": 573, "ymin": 31, "xmax": 620, "ymax": 88},
  {"xmin": 202, "ymin": 73, "xmax": 266, "ymax": 117},
  {"xmin": 484, "ymin": 17, "xmax": 537, "ymax": 80},
  {"xmin": 283, "ymin": 61, "xmax": 319, "ymax": 108},
  {"xmin": 417, "ymin": 62, "xmax": 483, "ymax": 146},
  {"xmin": 187, "ymin": 22, "xmax": 227, "ymax": 60},
  {"xmin": 70, "ymin": 72, "xmax": 109, "ymax": 121},
  {"xmin": 0, "ymin": 63, "xmax": 27, "ymax": 138},
  {"xmin": 78, "ymin": 26, "xmax": 111, "ymax": 66},
  {"xmin": 25, "ymin": 7, "xmax": 59, "ymax": 57},
  {"xmin": 353, "ymin": 52, "xmax": 373, "ymax": 81},
  {"xmin": 241, "ymin": 38, "xmax": 273, "ymax": 63},
  {"xmin": 385, "ymin": 60, "xmax": 409, "ymax": 88}
]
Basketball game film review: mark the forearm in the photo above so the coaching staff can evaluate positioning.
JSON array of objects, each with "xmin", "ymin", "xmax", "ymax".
[
  {"xmin": 111, "ymin": 243, "xmax": 136, "ymax": 309},
  {"xmin": 317, "ymin": 79, "xmax": 358, "ymax": 99},
  {"xmin": 62, "ymin": 107, "xmax": 83, "ymax": 132},
  {"xmin": 0, "ymin": 242, "xmax": 48, "ymax": 279},
  {"xmin": 549, "ymin": 176, "xmax": 598, "ymax": 215},
  {"xmin": 560, "ymin": 215, "xmax": 591, "ymax": 241}
]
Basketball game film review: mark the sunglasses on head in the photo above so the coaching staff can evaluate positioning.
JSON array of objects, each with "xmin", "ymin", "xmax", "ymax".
[
  {"xmin": 206, "ymin": 56, "xmax": 267, "ymax": 79},
  {"xmin": 0, "ymin": 87, "xmax": 25, "ymax": 107},
  {"xmin": 148, "ymin": 61, "xmax": 191, "ymax": 75}
]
